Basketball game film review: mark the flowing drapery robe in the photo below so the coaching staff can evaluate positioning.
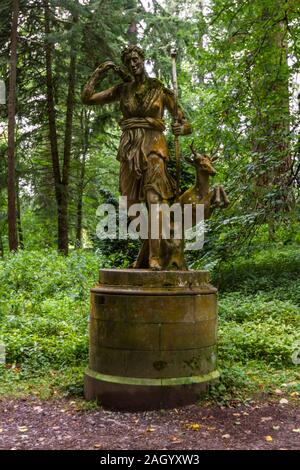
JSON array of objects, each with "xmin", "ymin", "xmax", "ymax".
[{"xmin": 82, "ymin": 76, "xmax": 189, "ymax": 203}]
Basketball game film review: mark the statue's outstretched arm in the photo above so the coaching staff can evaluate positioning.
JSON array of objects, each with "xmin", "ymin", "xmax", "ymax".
[
  {"xmin": 163, "ymin": 88, "xmax": 192, "ymax": 135},
  {"xmin": 81, "ymin": 61, "xmax": 125, "ymax": 106}
]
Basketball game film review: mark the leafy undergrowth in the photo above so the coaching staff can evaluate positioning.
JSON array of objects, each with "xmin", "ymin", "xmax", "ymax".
[
  {"xmin": 209, "ymin": 244, "xmax": 300, "ymax": 404},
  {"xmin": 0, "ymin": 245, "xmax": 299, "ymax": 405}
]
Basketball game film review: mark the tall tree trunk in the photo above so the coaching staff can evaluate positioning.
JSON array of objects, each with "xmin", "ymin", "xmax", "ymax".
[
  {"xmin": 75, "ymin": 109, "xmax": 89, "ymax": 248},
  {"xmin": 127, "ymin": 21, "xmax": 137, "ymax": 44},
  {"xmin": 44, "ymin": 1, "xmax": 76, "ymax": 255},
  {"xmin": 75, "ymin": 159, "xmax": 85, "ymax": 248},
  {"xmin": 7, "ymin": 0, "xmax": 19, "ymax": 252},
  {"xmin": 16, "ymin": 173, "xmax": 24, "ymax": 249},
  {"xmin": 61, "ymin": 48, "xmax": 76, "ymax": 254},
  {"xmin": 44, "ymin": 0, "xmax": 63, "ymax": 252},
  {"xmin": 251, "ymin": 1, "xmax": 291, "ymax": 224},
  {"xmin": 197, "ymin": 0, "xmax": 205, "ymax": 83}
]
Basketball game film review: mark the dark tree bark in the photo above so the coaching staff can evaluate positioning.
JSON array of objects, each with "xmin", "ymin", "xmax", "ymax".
[
  {"xmin": 75, "ymin": 109, "xmax": 89, "ymax": 248},
  {"xmin": 44, "ymin": 0, "xmax": 76, "ymax": 255},
  {"xmin": 75, "ymin": 158, "xmax": 85, "ymax": 248},
  {"xmin": 16, "ymin": 173, "xmax": 24, "ymax": 249},
  {"xmin": 61, "ymin": 49, "xmax": 76, "ymax": 253},
  {"xmin": 7, "ymin": 0, "xmax": 19, "ymax": 252},
  {"xmin": 44, "ymin": 0, "xmax": 63, "ymax": 251},
  {"xmin": 251, "ymin": 1, "xmax": 292, "ymax": 232}
]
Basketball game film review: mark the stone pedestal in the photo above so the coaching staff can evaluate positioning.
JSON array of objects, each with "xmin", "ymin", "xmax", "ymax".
[{"xmin": 84, "ymin": 269, "xmax": 219, "ymax": 411}]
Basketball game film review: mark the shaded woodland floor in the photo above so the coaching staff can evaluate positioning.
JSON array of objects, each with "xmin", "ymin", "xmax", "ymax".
[{"xmin": 0, "ymin": 397, "xmax": 299, "ymax": 450}]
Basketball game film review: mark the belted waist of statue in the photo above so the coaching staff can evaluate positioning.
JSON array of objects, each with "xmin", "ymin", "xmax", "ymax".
[
  {"xmin": 117, "ymin": 117, "xmax": 168, "ymax": 179},
  {"xmin": 119, "ymin": 117, "xmax": 166, "ymax": 132}
]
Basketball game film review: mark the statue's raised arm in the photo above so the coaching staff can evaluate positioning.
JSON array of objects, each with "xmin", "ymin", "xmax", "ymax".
[{"xmin": 81, "ymin": 61, "xmax": 128, "ymax": 106}]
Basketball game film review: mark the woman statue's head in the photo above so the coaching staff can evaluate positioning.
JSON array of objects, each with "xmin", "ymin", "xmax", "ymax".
[{"xmin": 121, "ymin": 45, "xmax": 145, "ymax": 77}]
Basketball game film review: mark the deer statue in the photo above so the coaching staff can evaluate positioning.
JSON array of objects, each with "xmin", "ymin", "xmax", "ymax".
[
  {"xmin": 179, "ymin": 142, "xmax": 229, "ymax": 226},
  {"xmin": 133, "ymin": 143, "xmax": 229, "ymax": 270},
  {"xmin": 160, "ymin": 143, "xmax": 230, "ymax": 270}
]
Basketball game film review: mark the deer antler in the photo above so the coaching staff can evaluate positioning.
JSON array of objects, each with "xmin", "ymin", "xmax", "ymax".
[
  {"xmin": 184, "ymin": 156, "xmax": 195, "ymax": 165},
  {"xmin": 189, "ymin": 140, "xmax": 197, "ymax": 157}
]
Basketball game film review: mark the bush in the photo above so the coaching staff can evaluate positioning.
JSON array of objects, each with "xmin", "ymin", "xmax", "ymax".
[
  {"xmin": 216, "ymin": 247, "xmax": 300, "ymax": 367},
  {"xmin": 219, "ymin": 320, "xmax": 299, "ymax": 366},
  {"xmin": 0, "ymin": 249, "xmax": 100, "ymax": 373},
  {"xmin": 212, "ymin": 245, "xmax": 300, "ymax": 298}
]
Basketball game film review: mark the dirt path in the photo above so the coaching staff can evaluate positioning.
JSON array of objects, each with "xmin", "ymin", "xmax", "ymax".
[{"xmin": 0, "ymin": 397, "xmax": 299, "ymax": 450}]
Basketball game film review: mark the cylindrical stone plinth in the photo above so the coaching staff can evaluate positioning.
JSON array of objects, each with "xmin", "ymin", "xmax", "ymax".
[{"xmin": 84, "ymin": 269, "xmax": 218, "ymax": 411}]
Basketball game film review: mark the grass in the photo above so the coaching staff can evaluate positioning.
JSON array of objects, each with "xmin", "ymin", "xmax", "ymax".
[
  {"xmin": 209, "ymin": 244, "xmax": 300, "ymax": 404},
  {"xmin": 0, "ymin": 244, "xmax": 299, "ymax": 405}
]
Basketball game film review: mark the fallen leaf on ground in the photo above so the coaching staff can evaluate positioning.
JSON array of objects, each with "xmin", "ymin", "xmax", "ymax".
[
  {"xmin": 18, "ymin": 426, "xmax": 28, "ymax": 432},
  {"xmin": 222, "ymin": 434, "xmax": 230, "ymax": 439},
  {"xmin": 185, "ymin": 423, "xmax": 201, "ymax": 431},
  {"xmin": 146, "ymin": 427, "xmax": 156, "ymax": 432},
  {"xmin": 272, "ymin": 426, "xmax": 280, "ymax": 431},
  {"xmin": 261, "ymin": 417, "xmax": 272, "ymax": 422},
  {"xmin": 170, "ymin": 436, "xmax": 182, "ymax": 443},
  {"xmin": 279, "ymin": 398, "xmax": 289, "ymax": 405},
  {"xmin": 265, "ymin": 435, "xmax": 273, "ymax": 442},
  {"xmin": 292, "ymin": 429, "xmax": 300, "ymax": 433},
  {"xmin": 33, "ymin": 406, "xmax": 43, "ymax": 413},
  {"xmin": 94, "ymin": 443, "xmax": 102, "ymax": 448}
]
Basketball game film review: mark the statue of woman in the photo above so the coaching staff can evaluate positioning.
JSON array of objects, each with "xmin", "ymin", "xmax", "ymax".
[{"xmin": 82, "ymin": 45, "xmax": 192, "ymax": 270}]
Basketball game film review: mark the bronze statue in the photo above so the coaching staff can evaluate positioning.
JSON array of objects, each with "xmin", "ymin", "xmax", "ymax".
[
  {"xmin": 82, "ymin": 45, "xmax": 228, "ymax": 270},
  {"xmin": 82, "ymin": 45, "xmax": 192, "ymax": 269}
]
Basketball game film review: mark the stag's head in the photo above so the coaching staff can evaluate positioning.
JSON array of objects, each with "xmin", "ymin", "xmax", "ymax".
[{"xmin": 185, "ymin": 142, "xmax": 217, "ymax": 176}]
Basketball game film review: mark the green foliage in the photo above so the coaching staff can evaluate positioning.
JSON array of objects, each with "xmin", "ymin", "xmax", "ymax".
[
  {"xmin": 213, "ymin": 244, "xmax": 300, "ymax": 295},
  {"xmin": 219, "ymin": 319, "xmax": 298, "ymax": 365},
  {"xmin": 208, "ymin": 363, "xmax": 253, "ymax": 404},
  {"xmin": 1, "ymin": 0, "xmax": 299, "ymax": 255},
  {"xmin": 0, "ymin": 250, "xmax": 100, "ymax": 372},
  {"xmin": 201, "ymin": 244, "xmax": 300, "ymax": 403},
  {"xmin": 215, "ymin": 246, "xmax": 300, "ymax": 368}
]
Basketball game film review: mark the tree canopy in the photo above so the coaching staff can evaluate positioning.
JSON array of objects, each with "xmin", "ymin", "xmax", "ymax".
[{"xmin": 0, "ymin": 0, "xmax": 299, "ymax": 263}]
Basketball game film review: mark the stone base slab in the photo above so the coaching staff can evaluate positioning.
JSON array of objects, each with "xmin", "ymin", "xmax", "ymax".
[{"xmin": 84, "ymin": 368, "xmax": 219, "ymax": 411}]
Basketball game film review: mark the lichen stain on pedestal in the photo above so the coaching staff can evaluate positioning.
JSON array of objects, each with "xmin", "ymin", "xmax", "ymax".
[{"xmin": 84, "ymin": 269, "xmax": 219, "ymax": 411}]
